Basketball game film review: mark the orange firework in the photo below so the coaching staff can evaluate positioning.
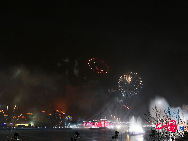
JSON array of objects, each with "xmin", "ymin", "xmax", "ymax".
[{"xmin": 122, "ymin": 104, "xmax": 130, "ymax": 110}]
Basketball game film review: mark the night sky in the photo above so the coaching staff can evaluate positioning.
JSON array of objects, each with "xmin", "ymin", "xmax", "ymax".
[{"xmin": 1, "ymin": 1, "xmax": 188, "ymax": 121}]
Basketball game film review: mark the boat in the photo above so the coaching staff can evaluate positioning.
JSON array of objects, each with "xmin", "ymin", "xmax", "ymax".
[
  {"xmin": 7, "ymin": 137, "xmax": 22, "ymax": 141},
  {"xmin": 8, "ymin": 138, "xmax": 22, "ymax": 141},
  {"xmin": 89, "ymin": 127, "xmax": 108, "ymax": 130},
  {"xmin": 99, "ymin": 127, "xmax": 108, "ymax": 129},
  {"xmin": 8, "ymin": 132, "xmax": 22, "ymax": 141}
]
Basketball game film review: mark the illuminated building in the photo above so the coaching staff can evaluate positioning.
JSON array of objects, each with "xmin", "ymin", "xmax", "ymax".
[
  {"xmin": 0, "ymin": 105, "xmax": 72, "ymax": 128},
  {"xmin": 83, "ymin": 119, "xmax": 110, "ymax": 128}
]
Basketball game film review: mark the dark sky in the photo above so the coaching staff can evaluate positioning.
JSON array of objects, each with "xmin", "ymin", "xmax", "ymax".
[{"xmin": 1, "ymin": 1, "xmax": 188, "ymax": 120}]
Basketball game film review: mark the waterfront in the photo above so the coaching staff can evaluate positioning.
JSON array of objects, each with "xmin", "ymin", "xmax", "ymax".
[{"xmin": 0, "ymin": 128, "xmax": 148, "ymax": 141}]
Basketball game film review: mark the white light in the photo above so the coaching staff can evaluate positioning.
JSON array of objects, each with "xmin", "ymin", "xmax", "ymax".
[
  {"xmin": 157, "ymin": 100, "xmax": 162, "ymax": 105},
  {"xmin": 116, "ymin": 125, "xmax": 121, "ymax": 129}
]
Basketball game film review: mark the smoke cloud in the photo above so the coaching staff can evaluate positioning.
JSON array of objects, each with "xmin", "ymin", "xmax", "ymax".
[
  {"xmin": 0, "ymin": 66, "xmax": 108, "ymax": 120},
  {"xmin": 149, "ymin": 96, "xmax": 188, "ymax": 123}
]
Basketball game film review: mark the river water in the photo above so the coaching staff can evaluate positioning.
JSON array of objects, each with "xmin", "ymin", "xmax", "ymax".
[{"xmin": 0, "ymin": 128, "xmax": 149, "ymax": 141}]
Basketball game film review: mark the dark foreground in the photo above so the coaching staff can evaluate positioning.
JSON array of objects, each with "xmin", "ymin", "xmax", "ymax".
[{"xmin": 0, "ymin": 128, "xmax": 157, "ymax": 141}]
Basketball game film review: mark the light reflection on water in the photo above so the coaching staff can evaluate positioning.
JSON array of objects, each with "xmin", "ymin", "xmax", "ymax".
[
  {"xmin": 0, "ymin": 129, "xmax": 148, "ymax": 141},
  {"xmin": 129, "ymin": 134, "xmax": 144, "ymax": 141}
]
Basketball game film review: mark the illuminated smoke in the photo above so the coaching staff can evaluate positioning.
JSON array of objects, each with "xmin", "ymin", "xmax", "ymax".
[
  {"xmin": 149, "ymin": 97, "xmax": 188, "ymax": 123},
  {"xmin": 0, "ymin": 66, "xmax": 107, "ymax": 119}
]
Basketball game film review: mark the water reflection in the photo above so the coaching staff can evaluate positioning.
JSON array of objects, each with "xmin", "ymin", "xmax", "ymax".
[
  {"xmin": 0, "ymin": 129, "xmax": 148, "ymax": 141},
  {"xmin": 127, "ymin": 134, "xmax": 144, "ymax": 141},
  {"xmin": 130, "ymin": 134, "xmax": 144, "ymax": 141}
]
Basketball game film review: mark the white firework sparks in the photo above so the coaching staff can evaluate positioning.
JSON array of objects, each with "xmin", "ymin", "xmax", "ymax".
[{"xmin": 118, "ymin": 72, "xmax": 143, "ymax": 98}]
